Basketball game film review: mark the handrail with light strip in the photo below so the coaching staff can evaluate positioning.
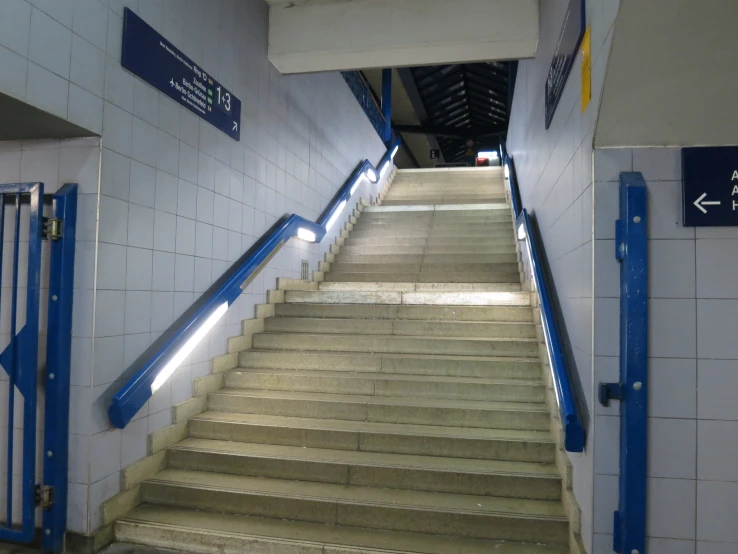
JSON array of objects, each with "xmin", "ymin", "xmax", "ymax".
[
  {"xmin": 501, "ymin": 144, "xmax": 585, "ymax": 452},
  {"xmin": 108, "ymin": 139, "xmax": 402, "ymax": 429}
]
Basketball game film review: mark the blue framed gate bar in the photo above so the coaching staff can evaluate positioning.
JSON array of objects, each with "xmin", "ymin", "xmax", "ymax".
[
  {"xmin": 0, "ymin": 183, "xmax": 77, "ymax": 552},
  {"xmin": 599, "ymin": 172, "xmax": 648, "ymax": 554}
]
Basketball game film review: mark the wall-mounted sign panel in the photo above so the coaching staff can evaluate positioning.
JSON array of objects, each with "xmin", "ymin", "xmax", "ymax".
[
  {"xmin": 544, "ymin": 0, "xmax": 585, "ymax": 129},
  {"xmin": 121, "ymin": 8, "xmax": 241, "ymax": 141},
  {"xmin": 683, "ymin": 146, "xmax": 738, "ymax": 226}
]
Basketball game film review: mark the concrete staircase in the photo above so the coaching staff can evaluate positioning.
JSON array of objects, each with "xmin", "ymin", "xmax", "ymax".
[{"xmin": 113, "ymin": 168, "xmax": 574, "ymax": 554}]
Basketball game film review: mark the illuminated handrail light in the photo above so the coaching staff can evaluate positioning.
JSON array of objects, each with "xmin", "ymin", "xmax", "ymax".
[
  {"xmin": 504, "ymin": 164, "xmax": 510, "ymax": 179},
  {"xmin": 151, "ymin": 301, "xmax": 229, "ymax": 393},
  {"xmin": 391, "ymin": 145, "xmax": 399, "ymax": 159},
  {"xmin": 517, "ymin": 223, "xmax": 527, "ymax": 241},
  {"xmin": 478, "ymin": 151, "xmax": 499, "ymax": 159},
  {"xmin": 326, "ymin": 200, "xmax": 347, "ymax": 231},
  {"xmin": 364, "ymin": 168, "xmax": 378, "ymax": 183},
  {"xmin": 297, "ymin": 228, "xmax": 317, "ymax": 242},
  {"xmin": 380, "ymin": 161, "xmax": 391, "ymax": 178}
]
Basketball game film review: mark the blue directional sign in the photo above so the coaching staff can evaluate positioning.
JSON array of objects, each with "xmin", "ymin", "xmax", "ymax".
[
  {"xmin": 121, "ymin": 8, "xmax": 241, "ymax": 141},
  {"xmin": 683, "ymin": 146, "xmax": 738, "ymax": 226},
  {"xmin": 544, "ymin": 0, "xmax": 586, "ymax": 129}
]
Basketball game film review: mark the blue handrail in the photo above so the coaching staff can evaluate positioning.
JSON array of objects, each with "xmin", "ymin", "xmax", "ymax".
[
  {"xmin": 501, "ymin": 146, "xmax": 586, "ymax": 453},
  {"xmin": 109, "ymin": 139, "xmax": 401, "ymax": 429}
]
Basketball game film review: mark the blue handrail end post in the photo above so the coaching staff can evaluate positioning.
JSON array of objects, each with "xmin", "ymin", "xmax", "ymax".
[{"xmin": 42, "ymin": 183, "xmax": 78, "ymax": 553}]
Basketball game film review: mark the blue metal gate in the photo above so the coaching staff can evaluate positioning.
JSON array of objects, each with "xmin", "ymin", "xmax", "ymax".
[{"xmin": 0, "ymin": 182, "xmax": 77, "ymax": 553}]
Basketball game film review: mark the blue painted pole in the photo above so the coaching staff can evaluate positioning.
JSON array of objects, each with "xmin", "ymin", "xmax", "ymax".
[
  {"xmin": 613, "ymin": 172, "xmax": 648, "ymax": 554},
  {"xmin": 42, "ymin": 184, "xmax": 78, "ymax": 553},
  {"xmin": 381, "ymin": 68, "xmax": 393, "ymax": 145}
]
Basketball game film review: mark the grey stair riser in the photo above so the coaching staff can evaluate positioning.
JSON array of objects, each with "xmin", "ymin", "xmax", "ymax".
[
  {"xmin": 347, "ymin": 231, "xmax": 514, "ymax": 240},
  {"xmin": 382, "ymin": 200, "xmax": 507, "ymax": 207},
  {"xmin": 140, "ymin": 482, "xmax": 568, "ymax": 544},
  {"xmin": 345, "ymin": 236, "xmax": 516, "ymax": 245},
  {"xmin": 274, "ymin": 303, "xmax": 534, "ymax": 322},
  {"xmin": 323, "ymin": 272, "xmax": 520, "ymax": 284},
  {"xmin": 209, "ymin": 393, "xmax": 550, "ymax": 430},
  {"xmin": 353, "ymin": 223, "xmax": 513, "ymax": 232},
  {"xmin": 338, "ymin": 246, "xmax": 517, "ymax": 255},
  {"xmin": 328, "ymin": 262, "xmax": 520, "ymax": 273},
  {"xmin": 285, "ymin": 290, "xmax": 531, "ymax": 307},
  {"xmin": 252, "ymin": 333, "xmax": 539, "ymax": 358},
  {"xmin": 317, "ymin": 283, "xmax": 521, "ymax": 292},
  {"xmin": 188, "ymin": 419, "xmax": 555, "ymax": 463},
  {"xmin": 240, "ymin": 351, "xmax": 542, "ymax": 380},
  {"xmin": 335, "ymin": 254, "xmax": 518, "ymax": 264},
  {"xmin": 264, "ymin": 317, "xmax": 537, "ymax": 339},
  {"xmin": 223, "ymin": 372, "xmax": 544, "ymax": 402},
  {"xmin": 167, "ymin": 448, "xmax": 560, "ymax": 499}
]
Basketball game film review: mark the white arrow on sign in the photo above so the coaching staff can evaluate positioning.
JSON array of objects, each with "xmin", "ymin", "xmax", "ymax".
[
  {"xmin": 694, "ymin": 192, "xmax": 721, "ymax": 214},
  {"xmin": 233, "ymin": 122, "xmax": 238, "ymax": 132}
]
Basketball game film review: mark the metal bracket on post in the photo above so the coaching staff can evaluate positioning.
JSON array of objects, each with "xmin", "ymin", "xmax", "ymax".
[
  {"xmin": 598, "ymin": 382, "xmax": 625, "ymax": 407},
  {"xmin": 612, "ymin": 172, "xmax": 648, "ymax": 554}
]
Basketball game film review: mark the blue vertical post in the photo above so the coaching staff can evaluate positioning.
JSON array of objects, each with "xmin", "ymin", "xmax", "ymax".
[
  {"xmin": 381, "ymin": 68, "xmax": 393, "ymax": 145},
  {"xmin": 612, "ymin": 172, "xmax": 648, "ymax": 554},
  {"xmin": 42, "ymin": 184, "xmax": 78, "ymax": 553}
]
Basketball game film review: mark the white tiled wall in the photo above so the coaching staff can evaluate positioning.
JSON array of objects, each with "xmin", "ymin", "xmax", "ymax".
[
  {"xmin": 593, "ymin": 146, "xmax": 738, "ymax": 554},
  {"xmin": 506, "ymin": 0, "xmax": 620, "ymax": 550},
  {"xmin": 0, "ymin": 0, "xmax": 386, "ymax": 535}
]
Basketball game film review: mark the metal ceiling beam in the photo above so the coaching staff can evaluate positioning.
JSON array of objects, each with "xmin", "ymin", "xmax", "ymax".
[{"xmin": 393, "ymin": 124, "xmax": 506, "ymax": 139}]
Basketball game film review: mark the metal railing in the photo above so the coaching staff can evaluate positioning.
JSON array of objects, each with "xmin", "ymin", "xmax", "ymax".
[
  {"xmin": 501, "ymin": 146, "xmax": 586, "ymax": 453},
  {"xmin": 342, "ymin": 71, "xmax": 386, "ymax": 139},
  {"xmin": 0, "ymin": 183, "xmax": 77, "ymax": 552},
  {"xmin": 108, "ymin": 139, "xmax": 402, "ymax": 429}
]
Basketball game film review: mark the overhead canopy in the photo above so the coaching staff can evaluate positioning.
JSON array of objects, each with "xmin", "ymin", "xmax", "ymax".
[{"xmin": 266, "ymin": 0, "xmax": 538, "ymax": 74}]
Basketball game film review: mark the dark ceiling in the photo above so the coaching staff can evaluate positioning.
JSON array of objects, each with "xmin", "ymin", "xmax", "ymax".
[{"xmin": 396, "ymin": 62, "xmax": 515, "ymax": 164}]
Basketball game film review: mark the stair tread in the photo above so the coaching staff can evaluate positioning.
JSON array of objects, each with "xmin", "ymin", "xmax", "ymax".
[
  {"xmin": 216, "ymin": 387, "xmax": 548, "ymax": 410},
  {"xmin": 118, "ymin": 505, "xmax": 568, "ymax": 554},
  {"xmin": 172, "ymin": 438, "xmax": 559, "ymax": 476},
  {"xmin": 258, "ymin": 331, "xmax": 538, "ymax": 343},
  {"xmin": 227, "ymin": 369, "xmax": 543, "ymax": 387},
  {"xmin": 245, "ymin": 348, "xmax": 541, "ymax": 364},
  {"xmin": 192, "ymin": 411, "xmax": 555, "ymax": 442},
  {"xmin": 146, "ymin": 469, "xmax": 566, "ymax": 518},
  {"xmin": 271, "ymin": 315, "xmax": 535, "ymax": 326}
]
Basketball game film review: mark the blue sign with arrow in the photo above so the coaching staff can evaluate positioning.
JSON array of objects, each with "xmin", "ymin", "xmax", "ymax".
[
  {"xmin": 121, "ymin": 8, "xmax": 241, "ymax": 141},
  {"xmin": 683, "ymin": 146, "xmax": 738, "ymax": 226}
]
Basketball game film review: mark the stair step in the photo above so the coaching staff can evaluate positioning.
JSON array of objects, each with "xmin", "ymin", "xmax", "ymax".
[
  {"xmin": 365, "ymin": 202, "xmax": 508, "ymax": 212},
  {"xmin": 338, "ymin": 245, "xmax": 517, "ymax": 255},
  {"xmin": 323, "ymin": 273, "xmax": 520, "ymax": 284},
  {"xmin": 189, "ymin": 412, "xmax": 556, "ymax": 462},
  {"xmin": 139, "ymin": 469, "xmax": 567, "ymax": 543},
  {"xmin": 344, "ymin": 237, "xmax": 516, "ymax": 247},
  {"xmin": 285, "ymin": 290, "xmax": 531, "ymax": 306},
  {"xmin": 239, "ymin": 350, "xmax": 543, "ymax": 379},
  {"xmin": 223, "ymin": 370, "xmax": 545, "ymax": 402},
  {"xmin": 265, "ymin": 316, "xmax": 536, "ymax": 338},
  {"xmin": 348, "ymin": 229, "xmax": 514, "ymax": 238},
  {"xmin": 209, "ymin": 387, "xmax": 549, "ymax": 429},
  {"xmin": 168, "ymin": 438, "xmax": 560, "ymax": 498},
  {"xmin": 382, "ymin": 198, "xmax": 506, "ymax": 206},
  {"xmin": 335, "ymin": 253, "xmax": 518, "ymax": 264},
  {"xmin": 274, "ymin": 302, "xmax": 534, "ymax": 322},
  {"xmin": 328, "ymin": 262, "xmax": 520, "ymax": 273},
  {"xmin": 252, "ymin": 332, "xmax": 539, "ymax": 357},
  {"xmin": 317, "ymin": 282, "xmax": 521, "ymax": 292},
  {"xmin": 117, "ymin": 505, "xmax": 568, "ymax": 554}
]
